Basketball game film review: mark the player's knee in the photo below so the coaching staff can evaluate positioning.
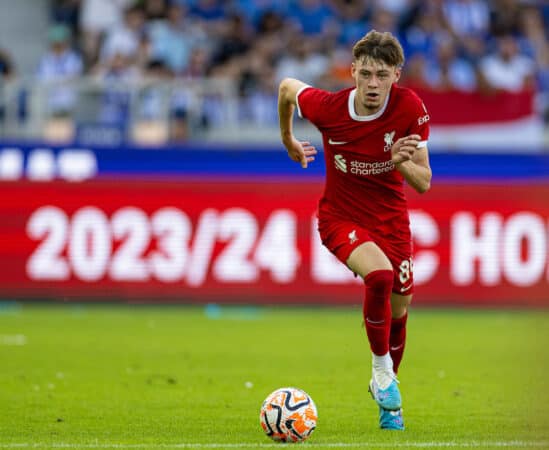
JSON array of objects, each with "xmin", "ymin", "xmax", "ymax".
[
  {"xmin": 364, "ymin": 269, "xmax": 394, "ymax": 301},
  {"xmin": 392, "ymin": 305, "xmax": 408, "ymax": 319},
  {"xmin": 391, "ymin": 295, "xmax": 412, "ymax": 318}
]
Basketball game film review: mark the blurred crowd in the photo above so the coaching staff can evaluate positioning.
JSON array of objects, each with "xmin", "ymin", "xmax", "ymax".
[{"xmin": 1, "ymin": 0, "xmax": 548, "ymax": 140}]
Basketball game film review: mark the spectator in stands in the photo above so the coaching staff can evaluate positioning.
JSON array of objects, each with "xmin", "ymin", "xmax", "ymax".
[
  {"xmin": 400, "ymin": 9, "xmax": 446, "ymax": 61},
  {"xmin": 376, "ymin": 0, "xmax": 413, "ymax": 17},
  {"xmin": 441, "ymin": 0, "xmax": 490, "ymax": 38},
  {"xmin": 139, "ymin": 59, "xmax": 172, "ymax": 120},
  {"xmin": 424, "ymin": 37, "xmax": 478, "ymax": 92},
  {"xmin": 368, "ymin": 5, "xmax": 400, "ymax": 35},
  {"xmin": 92, "ymin": 45, "xmax": 142, "ymax": 125},
  {"xmin": 440, "ymin": 0, "xmax": 490, "ymax": 61},
  {"xmin": 182, "ymin": 46, "xmax": 211, "ymax": 80},
  {"xmin": 330, "ymin": 0, "xmax": 370, "ymax": 46},
  {"xmin": 256, "ymin": 9, "xmax": 286, "ymax": 36},
  {"xmin": 100, "ymin": 4, "xmax": 148, "ymax": 68},
  {"xmin": 0, "ymin": 49, "xmax": 15, "ymax": 81},
  {"xmin": 290, "ymin": 0, "xmax": 335, "ymax": 37},
  {"xmin": 36, "ymin": 23, "xmax": 84, "ymax": 116},
  {"xmin": 275, "ymin": 34, "xmax": 329, "ymax": 85},
  {"xmin": 79, "ymin": 0, "xmax": 134, "ymax": 67},
  {"xmin": 0, "ymin": 48, "xmax": 15, "ymax": 124},
  {"xmin": 143, "ymin": 0, "xmax": 168, "ymax": 21},
  {"xmin": 518, "ymin": 5, "xmax": 549, "ymax": 122},
  {"xmin": 232, "ymin": 0, "xmax": 289, "ymax": 31},
  {"xmin": 318, "ymin": 45, "xmax": 353, "ymax": 91},
  {"xmin": 209, "ymin": 13, "xmax": 252, "ymax": 69},
  {"xmin": 489, "ymin": 0, "xmax": 523, "ymax": 37},
  {"xmin": 51, "ymin": 0, "xmax": 80, "ymax": 37},
  {"xmin": 147, "ymin": 2, "xmax": 207, "ymax": 75},
  {"xmin": 399, "ymin": 52, "xmax": 431, "ymax": 90},
  {"xmin": 479, "ymin": 32, "xmax": 536, "ymax": 93},
  {"xmin": 189, "ymin": 0, "xmax": 225, "ymax": 20}
]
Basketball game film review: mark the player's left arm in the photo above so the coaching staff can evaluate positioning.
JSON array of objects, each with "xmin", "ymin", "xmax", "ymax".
[{"xmin": 391, "ymin": 134, "xmax": 432, "ymax": 193}]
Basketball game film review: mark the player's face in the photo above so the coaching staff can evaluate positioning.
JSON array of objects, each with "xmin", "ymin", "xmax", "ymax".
[{"xmin": 351, "ymin": 57, "xmax": 400, "ymax": 115}]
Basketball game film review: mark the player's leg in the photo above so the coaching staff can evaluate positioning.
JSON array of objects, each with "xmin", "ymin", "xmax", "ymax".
[
  {"xmin": 373, "ymin": 293, "xmax": 411, "ymax": 430},
  {"xmin": 347, "ymin": 242, "xmax": 393, "ymax": 359},
  {"xmin": 346, "ymin": 243, "xmax": 401, "ymax": 412},
  {"xmin": 389, "ymin": 293, "xmax": 412, "ymax": 375},
  {"xmin": 316, "ymin": 219, "xmax": 402, "ymax": 424}
]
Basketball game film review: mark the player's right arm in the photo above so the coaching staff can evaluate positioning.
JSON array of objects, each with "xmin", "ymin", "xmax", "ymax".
[{"xmin": 278, "ymin": 78, "xmax": 317, "ymax": 169}]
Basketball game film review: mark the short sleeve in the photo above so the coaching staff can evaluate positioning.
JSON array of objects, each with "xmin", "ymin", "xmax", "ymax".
[
  {"xmin": 296, "ymin": 86, "xmax": 333, "ymax": 129},
  {"xmin": 407, "ymin": 95, "xmax": 430, "ymax": 148}
]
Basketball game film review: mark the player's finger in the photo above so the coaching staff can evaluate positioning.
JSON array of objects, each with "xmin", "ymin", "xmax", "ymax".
[
  {"xmin": 299, "ymin": 151, "xmax": 308, "ymax": 168},
  {"xmin": 398, "ymin": 151, "xmax": 412, "ymax": 161},
  {"xmin": 403, "ymin": 146, "xmax": 415, "ymax": 154}
]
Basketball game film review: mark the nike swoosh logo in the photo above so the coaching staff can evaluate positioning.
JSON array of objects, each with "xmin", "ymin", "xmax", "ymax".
[
  {"xmin": 366, "ymin": 318, "xmax": 385, "ymax": 324},
  {"xmin": 390, "ymin": 344, "xmax": 404, "ymax": 351},
  {"xmin": 400, "ymin": 284, "xmax": 413, "ymax": 293},
  {"xmin": 328, "ymin": 138, "xmax": 348, "ymax": 145}
]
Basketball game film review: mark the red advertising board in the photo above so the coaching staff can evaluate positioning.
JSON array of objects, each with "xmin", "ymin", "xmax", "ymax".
[{"xmin": 1, "ymin": 179, "xmax": 548, "ymax": 306}]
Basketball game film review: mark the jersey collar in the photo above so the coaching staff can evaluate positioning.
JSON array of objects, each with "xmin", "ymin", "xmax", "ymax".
[{"xmin": 348, "ymin": 86, "xmax": 391, "ymax": 121}]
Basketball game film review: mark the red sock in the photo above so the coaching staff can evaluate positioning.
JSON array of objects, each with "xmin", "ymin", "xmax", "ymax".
[
  {"xmin": 363, "ymin": 270, "xmax": 393, "ymax": 356},
  {"xmin": 390, "ymin": 312, "xmax": 408, "ymax": 374}
]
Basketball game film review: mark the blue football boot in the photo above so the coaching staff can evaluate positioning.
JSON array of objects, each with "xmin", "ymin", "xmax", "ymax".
[
  {"xmin": 368, "ymin": 372, "xmax": 402, "ymax": 411},
  {"xmin": 379, "ymin": 406, "xmax": 404, "ymax": 430}
]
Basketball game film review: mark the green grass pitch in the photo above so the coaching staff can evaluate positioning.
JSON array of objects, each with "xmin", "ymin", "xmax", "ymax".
[{"xmin": 0, "ymin": 302, "xmax": 548, "ymax": 449}]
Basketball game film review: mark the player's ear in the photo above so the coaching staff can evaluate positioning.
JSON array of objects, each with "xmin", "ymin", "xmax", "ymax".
[
  {"xmin": 394, "ymin": 67, "xmax": 402, "ymax": 82},
  {"xmin": 351, "ymin": 61, "xmax": 356, "ymax": 78}
]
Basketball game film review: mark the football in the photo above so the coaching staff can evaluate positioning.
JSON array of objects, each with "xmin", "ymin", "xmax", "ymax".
[{"xmin": 259, "ymin": 387, "xmax": 318, "ymax": 442}]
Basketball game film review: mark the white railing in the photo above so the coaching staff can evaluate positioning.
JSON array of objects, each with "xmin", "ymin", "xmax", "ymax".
[
  {"xmin": 0, "ymin": 76, "xmax": 312, "ymax": 146},
  {"xmin": 0, "ymin": 77, "xmax": 547, "ymax": 150}
]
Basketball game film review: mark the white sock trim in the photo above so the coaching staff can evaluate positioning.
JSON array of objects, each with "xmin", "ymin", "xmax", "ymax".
[{"xmin": 372, "ymin": 352, "xmax": 393, "ymax": 371}]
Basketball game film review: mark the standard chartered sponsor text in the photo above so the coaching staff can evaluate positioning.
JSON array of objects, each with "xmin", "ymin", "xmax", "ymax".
[{"xmin": 350, "ymin": 160, "xmax": 394, "ymax": 175}]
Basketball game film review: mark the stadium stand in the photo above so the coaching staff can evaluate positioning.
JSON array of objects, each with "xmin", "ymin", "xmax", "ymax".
[{"xmin": 0, "ymin": 0, "xmax": 547, "ymax": 149}]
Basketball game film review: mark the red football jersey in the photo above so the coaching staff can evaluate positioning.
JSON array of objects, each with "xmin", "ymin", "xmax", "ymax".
[{"xmin": 297, "ymin": 83, "xmax": 430, "ymax": 240}]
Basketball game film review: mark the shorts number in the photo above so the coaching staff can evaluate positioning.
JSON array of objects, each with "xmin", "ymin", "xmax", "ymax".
[{"xmin": 398, "ymin": 258, "xmax": 413, "ymax": 284}]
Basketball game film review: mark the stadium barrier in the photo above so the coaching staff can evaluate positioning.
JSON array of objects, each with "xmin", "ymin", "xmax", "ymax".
[
  {"xmin": 0, "ymin": 78, "xmax": 544, "ymax": 149},
  {"xmin": 0, "ymin": 144, "xmax": 548, "ymax": 306}
]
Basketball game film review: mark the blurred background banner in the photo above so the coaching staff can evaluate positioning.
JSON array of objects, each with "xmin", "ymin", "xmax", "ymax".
[{"xmin": 1, "ymin": 168, "xmax": 548, "ymax": 306}]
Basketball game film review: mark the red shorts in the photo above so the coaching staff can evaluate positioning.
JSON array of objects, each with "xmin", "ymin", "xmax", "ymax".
[{"xmin": 317, "ymin": 217, "xmax": 414, "ymax": 295}]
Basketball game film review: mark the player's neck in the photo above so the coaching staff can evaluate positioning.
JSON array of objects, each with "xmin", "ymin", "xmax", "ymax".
[{"xmin": 353, "ymin": 97, "xmax": 381, "ymax": 116}]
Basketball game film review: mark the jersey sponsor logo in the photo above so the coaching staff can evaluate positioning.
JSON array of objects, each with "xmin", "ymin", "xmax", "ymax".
[
  {"xmin": 383, "ymin": 131, "xmax": 395, "ymax": 152},
  {"xmin": 328, "ymin": 138, "xmax": 348, "ymax": 145},
  {"xmin": 348, "ymin": 229, "xmax": 358, "ymax": 244},
  {"xmin": 334, "ymin": 154, "xmax": 347, "ymax": 173},
  {"xmin": 351, "ymin": 159, "xmax": 394, "ymax": 175},
  {"xmin": 418, "ymin": 114, "xmax": 430, "ymax": 125},
  {"xmin": 335, "ymin": 154, "xmax": 394, "ymax": 176}
]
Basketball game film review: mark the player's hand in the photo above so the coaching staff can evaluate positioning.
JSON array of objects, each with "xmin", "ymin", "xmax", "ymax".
[
  {"xmin": 284, "ymin": 137, "xmax": 317, "ymax": 169},
  {"xmin": 391, "ymin": 134, "xmax": 421, "ymax": 166}
]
